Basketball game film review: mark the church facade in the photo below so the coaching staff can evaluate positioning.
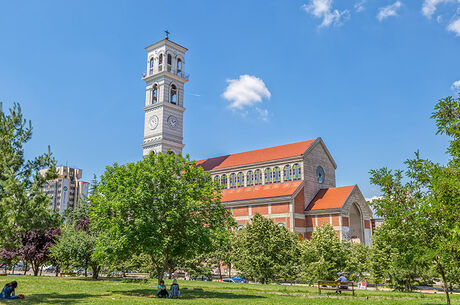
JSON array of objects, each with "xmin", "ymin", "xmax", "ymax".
[{"xmin": 142, "ymin": 36, "xmax": 373, "ymax": 245}]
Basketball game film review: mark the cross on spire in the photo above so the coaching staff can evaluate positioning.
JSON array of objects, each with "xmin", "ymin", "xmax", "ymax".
[{"xmin": 165, "ymin": 30, "xmax": 170, "ymax": 39}]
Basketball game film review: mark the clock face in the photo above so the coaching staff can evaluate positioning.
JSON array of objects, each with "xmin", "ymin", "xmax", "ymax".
[
  {"xmin": 149, "ymin": 115, "xmax": 159, "ymax": 130},
  {"xmin": 316, "ymin": 166, "xmax": 325, "ymax": 184},
  {"xmin": 167, "ymin": 115, "xmax": 178, "ymax": 129}
]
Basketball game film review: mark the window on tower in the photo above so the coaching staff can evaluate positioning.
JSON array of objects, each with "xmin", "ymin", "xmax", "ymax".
[
  {"xmin": 151, "ymin": 84, "xmax": 158, "ymax": 104},
  {"xmin": 167, "ymin": 54, "xmax": 172, "ymax": 72},
  {"xmin": 177, "ymin": 58, "xmax": 182, "ymax": 75},
  {"xmin": 159, "ymin": 54, "xmax": 163, "ymax": 71},
  {"xmin": 170, "ymin": 84, "xmax": 177, "ymax": 104},
  {"xmin": 149, "ymin": 58, "xmax": 154, "ymax": 75}
]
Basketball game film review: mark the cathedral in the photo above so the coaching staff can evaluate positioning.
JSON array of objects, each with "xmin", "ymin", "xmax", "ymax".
[{"xmin": 141, "ymin": 36, "xmax": 373, "ymax": 245}]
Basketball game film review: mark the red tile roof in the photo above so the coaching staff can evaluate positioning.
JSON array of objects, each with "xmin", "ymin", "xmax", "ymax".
[
  {"xmin": 306, "ymin": 185, "xmax": 355, "ymax": 211},
  {"xmin": 196, "ymin": 139, "xmax": 317, "ymax": 171},
  {"xmin": 221, "ymin": 181, "xmax": 303, "ymax": 202}
]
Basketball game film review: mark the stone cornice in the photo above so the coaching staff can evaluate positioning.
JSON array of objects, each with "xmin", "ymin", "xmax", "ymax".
[
  {"xmin": 304, "ymin": 208, "xmax": 342, "ymax": 215},
  {"xmin": 144, "ymin": 102, "xmax": 186, "ymax": 113},
  {"xmin": 142, "ymin": 70, "xmax": 189, "ymax": 84}
]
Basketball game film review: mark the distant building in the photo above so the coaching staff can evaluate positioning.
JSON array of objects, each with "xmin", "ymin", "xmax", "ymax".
[{"xmin": 40, "ymin": 166, "xmax": 89, "ymax": 213}]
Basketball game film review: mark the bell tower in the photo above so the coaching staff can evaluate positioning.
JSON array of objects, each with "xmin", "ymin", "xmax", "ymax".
[{"xmin": 141, "ymin": 32, "xmax": 188, "ymax": 156}]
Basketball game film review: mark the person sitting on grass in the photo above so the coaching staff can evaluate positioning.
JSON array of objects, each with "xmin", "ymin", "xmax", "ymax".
[
  {"xmin": 0, "ymin": 281, "xmax": 24, "ymax": 299},
  {"xmin": 169, "ymin": 279, "xmax": 180, "ymax": 299},
  {"xmin": 335, "ymin": 272, "xmax": 348, "ymax": 294},
  {"xmin": 157, "ymin": 280, "xmax": 168, "ymax": 298}
]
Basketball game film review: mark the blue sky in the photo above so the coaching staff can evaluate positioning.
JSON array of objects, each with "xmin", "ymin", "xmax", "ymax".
[{"xmin": 1, "ymin": 0, "xmax": 459, "ymax": 198}]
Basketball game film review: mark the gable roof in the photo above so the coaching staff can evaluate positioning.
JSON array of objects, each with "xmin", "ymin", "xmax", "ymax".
[
  {"xmin": 306, "ymin": 185, "xmax": 355, "ymax": 211},
  {"xmin": 221, "ymin": 181, "xmax": 303, "ymax": 203},
  {"xmin": 196, "ymin": 139, "xmax": 317, "ymax": 171}
]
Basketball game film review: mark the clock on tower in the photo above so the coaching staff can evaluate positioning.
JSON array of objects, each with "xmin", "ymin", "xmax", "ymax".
[{"xmin": 141, "ymin": 33, "xmax": 189, "ymax": 156}]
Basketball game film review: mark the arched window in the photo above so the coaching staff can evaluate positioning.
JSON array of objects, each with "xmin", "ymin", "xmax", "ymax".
[
  {"xmin": 237, "ymin": 172, "xmax": 244, "ymax": 187},
  {"xmin": 229, "ymin": 173, "xmax": 236, "ymax": 188},
  {"xmin": 149, "ymin": 58, "xmax": 154, "ymax": 75},
  {"xmin": 220, "ymin": 174, "xmax": 227, "ymax": 189},
  {"xmin": 254, "ymin": 169, "xmax": 262, "ymax": 185},
  {"xmin": 158, "ymin": 54, "xmax": 163, "ymax": 71},
  {"xmin": 177, "ymin": 58, "xmax": 182, "ymax": 75},
  {"xmin": 170, "ymin": 84, "xmax": 177, "ymax": 104},
  {"xmin": 167, "ymin": 54, "xmax": 172, "ymax": 72},
  {"xmin": 214, "ymin": 175, "xmax": 219, "ymax": 183},
  {"xmin": 264, "ymin": 168, "xmax": 272, "ymax": 184},
  {"xmin": 236, "ymin": 225, "xmax": 245, "ymax": 231},
  {"xmin": 246, "ymin": 171, "xmax": 253, "ymax": 186},
  {"xmin": 151, "ymin": 84, "xmax": 158, "ymax": 104},
  {"xmin": 283, "ymin": 165, "xmax": 292, "ymax": 182},
  {"xmin": 273, "ymin": 167, "xmax": 281, "ymax": 183},
  {"xmin": 293, "ymin": 163, "xmax": 301, "ymax": 180}
]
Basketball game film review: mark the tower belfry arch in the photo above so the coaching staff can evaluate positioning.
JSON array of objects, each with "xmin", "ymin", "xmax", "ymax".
[{"xmin": 141, "ymin": 34, "xmax": 189, "ymax": 156}]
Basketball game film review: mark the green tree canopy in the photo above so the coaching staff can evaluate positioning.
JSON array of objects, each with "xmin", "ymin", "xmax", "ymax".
[
  {"xmin": 232, "ymin": 213, "xmax": 299, "ymax": 284},
  {"xmin": 0, "ymin": 102, "xmax": 59, "ymax": 250},
  {"xmin": 299, "ymin": 223, "xmax": 348, "ymax": 283},
  {"xmin": 369, "ymin": 95, "xmax": 460, "ymax": 304},
  {"xmin": 89, "ymin": 152, "xmax": 234, "ymax": 282}
]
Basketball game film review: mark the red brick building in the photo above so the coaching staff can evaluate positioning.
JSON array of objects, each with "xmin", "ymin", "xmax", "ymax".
[{"xmin": 197, "ymin": 137, "xmax": 373, "ymax": 245}]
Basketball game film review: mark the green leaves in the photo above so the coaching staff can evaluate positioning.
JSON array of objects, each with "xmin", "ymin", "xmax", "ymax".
[
  {"xmin": 232, "ymin": 213, "xmax": 299, "ymax": 284},
  {"xmin": 89, "ymin": 152, "xmax": 234, "ymax": 282}
]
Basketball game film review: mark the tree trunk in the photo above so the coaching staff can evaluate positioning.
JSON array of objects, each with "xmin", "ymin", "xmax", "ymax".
[
  {"xmin": 218, "ymin": 262, "xmax": 222, "ymax": 281},
  {"xmin": 91, "ymin": 262, "xmax": 100, "ymax": 280},
  {"xmin": 435, "ymin": 257, "xmax": 451, "ymax": 305},
  {"xmin": 84, "ymin": 268, "xmax": 87, "ymax": 277},
  {"xmin": 55, "ymin": 265, "xmax": 60, "ymax": 277},
  {"xmin": 40, "ymin": 265, "xmax": 43, "ymax": 276},
  {"xmin": 33, "ymin": 263, "xmax": 39, "ymax": 276},
  {"xmin": 228, "ymin": 263, "xmax": 231, "ymax": 278}
]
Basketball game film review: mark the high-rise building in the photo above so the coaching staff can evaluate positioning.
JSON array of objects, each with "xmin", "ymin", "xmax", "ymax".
[{"xmin": 40, "ymin": 166, "xmax": 89, "ymax": 213}]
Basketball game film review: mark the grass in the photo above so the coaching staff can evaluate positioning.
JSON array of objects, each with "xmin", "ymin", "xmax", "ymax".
[{"xmin": 0, "ymin": 275, "xmax": 459, "ymax": 304}]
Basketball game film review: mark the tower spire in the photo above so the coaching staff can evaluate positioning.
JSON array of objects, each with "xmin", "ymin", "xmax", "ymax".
[{"xmin": 164, "ymin": 30, "xmax": 170, "ymax": 40}]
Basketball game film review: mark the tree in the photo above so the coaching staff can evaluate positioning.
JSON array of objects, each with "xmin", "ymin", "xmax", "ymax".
[
  {"xmin": 369, "ymin": 223, "xmax": 426, "ymax": 291},
  {"xmin": 369, "ymin": 95, "xmax": 460, "ymax": 304},
  {"xmin": 0, "ymin": 102, "xmax": 59, "ymax": 250},
  {"xmin": 346, "ymin": 242, "xmax": 370, "ymax": 282},
  {"xmin": 52, "ymin": 198, "xmax": 102, "ymax": 279},
  {"xmin": 299, "ymin": 223, "xmax": 348, "ymax": 283},
  {"xmin": 14, "ymin": 228, "xmax": 60, "ymax": 276},
  {"xmin": 89, "ymin": 152, "xmax": 234, "ymax": 283},
  {"xmin": 232, "ymin": 213, "xmax": 299, "ymax": 284}
]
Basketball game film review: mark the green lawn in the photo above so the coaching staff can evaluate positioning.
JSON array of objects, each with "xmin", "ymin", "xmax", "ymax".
[{"xmin": 0, "ymin": 275, "xmax": 459, "ymax": 304}]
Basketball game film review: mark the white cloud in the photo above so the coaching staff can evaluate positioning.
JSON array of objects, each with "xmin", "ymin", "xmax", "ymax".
[
  {"xmin": 355, "ymin": 0, "xmax": 367, "ymax": 12},
  {"xmin": 366, "ymin": 196, "xmax": 382, "ymax": 202},
  {"xmin": 255, "ymin": 107, "xmax": 269, "ymax": 121},
  {"xmin": 451, "ymin": 80, "xmax": 460, "ymax": 92},
  {"xmin": 301, "ymin": 0, "xmax": 350, "ymax": 28},
  {"xmin": 377, "ymin": 1, "xmax": 403, "ymax": 21},
  {"xmin": 437, "ymin": 15, "xmax": 443, "ymax": 23},
  {"xmin": 222, "ymin": 75, "xmax": 271, "ymax": 111},
  {"xmin": 422, "ymin": 0, "xmax": 452, "ymax": 19},
  {"xmin": 447, "ymin": 17, "xmax": 460, "ymax": 36}
]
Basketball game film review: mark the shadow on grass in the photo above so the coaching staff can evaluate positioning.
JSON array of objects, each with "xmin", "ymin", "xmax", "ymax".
[
  {"xmin": 112, "ymin": 288, "xmax": 266, "ymax": 300},
  {"xmin": 13, "ymin": 293, "xmax": 107, "ymax": 304}
]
